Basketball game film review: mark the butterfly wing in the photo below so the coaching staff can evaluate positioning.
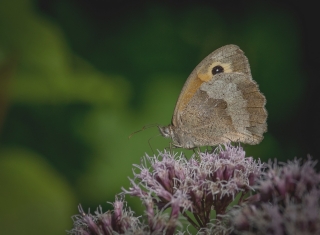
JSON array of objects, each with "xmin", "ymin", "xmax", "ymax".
[
  {"xmin": 171, "ymin": 45, "xmax": 267, "ymax": 147},
  {"xmin": 172, "ymin": 44, "xmax": 251, "ymax": 126}
]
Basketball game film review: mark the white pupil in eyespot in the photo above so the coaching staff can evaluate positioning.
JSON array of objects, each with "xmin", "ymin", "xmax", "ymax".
[{"xmin": 212, "ymin": 65, "xmax": 224, "ymax": 75}]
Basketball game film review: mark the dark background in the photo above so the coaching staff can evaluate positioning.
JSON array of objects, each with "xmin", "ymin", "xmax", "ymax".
[{"xmin": 1, "ymin": 0, "xmax": 319, "ymax": 234}]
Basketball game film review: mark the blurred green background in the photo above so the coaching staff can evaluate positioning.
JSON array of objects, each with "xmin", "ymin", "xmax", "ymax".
[{"xmin": 1, "ymin": 0, "xmax": 319, "ymax": 234}]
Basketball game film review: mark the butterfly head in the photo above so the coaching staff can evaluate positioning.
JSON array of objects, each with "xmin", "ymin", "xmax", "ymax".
[
  {"xmin": 158, "ymin": 125, "xmax": 174, "ymax": 139},
  {"xmin": 158, "ymin": 125, "xmax": 198, "ymax": 149}
]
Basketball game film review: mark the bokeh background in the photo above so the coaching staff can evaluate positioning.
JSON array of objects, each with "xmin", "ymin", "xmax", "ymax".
[{"xmin": 1, "ymin": 0, "xmax": 319, "ymax": 234}]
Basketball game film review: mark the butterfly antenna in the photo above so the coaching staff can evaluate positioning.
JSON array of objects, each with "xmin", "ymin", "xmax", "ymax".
[
  {"xmin": 128, "ymin": 123, "xmax": 159, "ymax": 139},
  {"xmin": 147, "ymin": 134, "xmax": 163, "ymax": 155}
]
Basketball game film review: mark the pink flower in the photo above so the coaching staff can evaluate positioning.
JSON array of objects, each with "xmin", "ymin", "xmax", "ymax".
[
  {"xmin": 124, "ymin": 144, "xmax": 262, "ymax": 231},
  {"xmin": 229, "ymin": 158, "xmax": 320, "ymax": 235}
]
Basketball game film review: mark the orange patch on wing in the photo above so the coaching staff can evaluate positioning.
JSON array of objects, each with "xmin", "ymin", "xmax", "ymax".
[
  {"xmin": 198, "ymin": 73, "xmax": 212, "ymax": 82},
  {"xmin": 177, "ymin": 75, "xmax": 205, "ymax": 112},
  {"xmin": 175, "ymin": 62, "xmax": 232, "ymax": 113}
]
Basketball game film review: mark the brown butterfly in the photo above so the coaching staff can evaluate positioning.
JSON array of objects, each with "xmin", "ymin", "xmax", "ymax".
[{"xmin": 158, "ymin": 45, "xmax": 267, "ymax": 149}]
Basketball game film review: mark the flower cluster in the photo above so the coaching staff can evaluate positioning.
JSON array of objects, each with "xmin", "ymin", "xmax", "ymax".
[
  {"xmin": 69, "ymin": 196, "xmax": 145, "ymax": 235},
  {"xmin": 124, "ymin": 144, "xmax": 263, "ymax": 232},
  {"xmin": 69, "ymin": 145, "xmax": 320, "ymax": 235},
  {"xmin": 229, "ymin": 158, "xmax": 320, "ymax": 235}
]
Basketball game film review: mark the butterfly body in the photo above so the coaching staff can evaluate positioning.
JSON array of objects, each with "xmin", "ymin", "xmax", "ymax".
[{"xmin": 158, "ymin": 45, "xmax": 267, "ymax": 149}]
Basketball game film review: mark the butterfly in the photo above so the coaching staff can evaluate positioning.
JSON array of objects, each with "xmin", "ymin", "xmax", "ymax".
[{"xmin": 158, "ymin": 45, "xmax": 267, "ymax": 149}]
